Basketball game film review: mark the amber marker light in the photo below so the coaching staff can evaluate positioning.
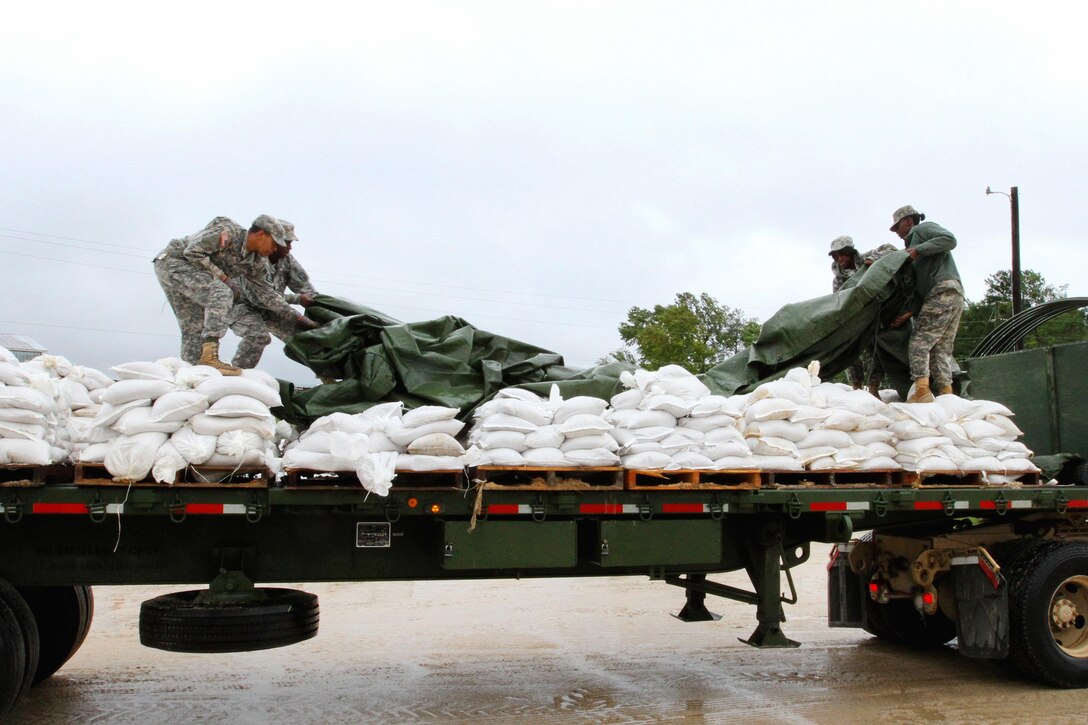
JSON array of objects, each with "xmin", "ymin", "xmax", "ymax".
[
  {"xmin": 407, "ymin": 498, "xmax": 419, "ymax": 508},
  {"xmin": 430, "ymin": 504, "xmax": 442, "ymax": 514}
]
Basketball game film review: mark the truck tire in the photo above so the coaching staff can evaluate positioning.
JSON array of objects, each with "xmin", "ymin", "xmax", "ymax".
[
  {"xmin": 139, "ymin": 588, "xmax": 319, "ymax": 653},
  {"xmin": 16, "ymin": 585, "xmax": 95, "ymax": 685},
  {"xmin": 1004, "ymin": 540, "xmax": 1088, "ymax": 687},
  {"xmin": 0, "ymin": 582, "xmax": 38, "ymax": 716}
]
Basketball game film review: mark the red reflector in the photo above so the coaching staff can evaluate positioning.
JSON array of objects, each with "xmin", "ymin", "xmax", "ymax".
[
  {"xmin": 662, "ymin": 503, "xmax": 704, "ymax": 514},
  {"xmin": 913, "ymin": 501, "xmax": 944, "ymax": 511},
  {"xmin": 810, "ymin": 501, "xmax": 847, "ymax": 512},
  {"xmin": 487, "ymin": 504, "xmax": 520, "ymax": 515},
  {"xmin": 580, "ymin": 504, "xmax": 623, "ymax": 514},
  {"xmin": 185, "ymin": 504, "xmax": 224, "ymax": 515},
  {"xmin": 32, "ymin": 503, "xmax": 88, "ymax": 515},
  {"xmin": 1068, "ymin": 500, "xmax": 1088, "ymax": 509},
  {"xmin": 869, "ymin": 582, "xmax": 880, "ymax": 593},
  {"xmin": 922, "ymin": 591, "xmax": 935, "ymax": 605},
  {"xmin": 979, "ymin": 500, "xmax": 996, "ymax": 509}
]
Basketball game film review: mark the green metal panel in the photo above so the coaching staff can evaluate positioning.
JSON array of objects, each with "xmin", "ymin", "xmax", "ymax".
[
  {"xmin": 593, "ymin": 520, "xmax": 722, "ymax": 568},
  {"xmin": 442, "ymin": 520, "xmax": 576, "ymax": 570},
  {"xmin": 966, "ymin": 341, "xmax": 1088, "ymax": 457}
]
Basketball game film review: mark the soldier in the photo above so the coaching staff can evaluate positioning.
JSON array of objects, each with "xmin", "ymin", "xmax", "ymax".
[
  {"xmin": 887, "ymin": 205, "xmax": 963, "ymax": 403},
  {"xmin": 828, "ymin": 235, "xmax": 899, "ymax": 396},
  {"xmin": 228, "ymin": 219, "xmax": 318, "ymax": 369},
  {"xmin": 153, "ymin": 215, "xmax": 319, "ymax": 375}
]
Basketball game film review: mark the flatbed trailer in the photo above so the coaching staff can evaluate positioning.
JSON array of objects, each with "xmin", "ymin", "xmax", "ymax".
[{"xmin": 2, "ymin": 463, "xmax": 1087, "ymax": 714}]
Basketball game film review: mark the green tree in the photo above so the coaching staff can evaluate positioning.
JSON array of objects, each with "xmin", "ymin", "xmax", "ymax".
[
  {"xmin": 955, "ymin": 269, "xmax": 1088, "ymax": 359},
  {"xmin": 600, "ymin": 292, "xmax": 761, "ymax": 373}
]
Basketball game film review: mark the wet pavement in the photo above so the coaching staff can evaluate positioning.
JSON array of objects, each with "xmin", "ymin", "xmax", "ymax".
[{"xmin": 9, "ymin": 555, "xmax": 1087, "ymax": 724}]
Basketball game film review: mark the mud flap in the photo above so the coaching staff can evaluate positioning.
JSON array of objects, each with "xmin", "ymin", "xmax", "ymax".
[
  {"xmin": 952, "ymin": 552, "xmax": 1009, "ymax": 659},
  {"xmin": 827, "ymin": 543, "xmax": 865, "ymax": 628}
]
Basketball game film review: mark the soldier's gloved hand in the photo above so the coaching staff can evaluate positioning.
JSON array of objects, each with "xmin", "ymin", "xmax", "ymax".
[
  {"xmin": 296, "ymin": 315, "xmax": 320, "ymax": 331},
  {"xmin": 222, "ymin": 276, "xmax": 241, "ymax": 300},
  {"xmin": 299, "ymin": 293, "xmax": 315, "ymax": 308}
]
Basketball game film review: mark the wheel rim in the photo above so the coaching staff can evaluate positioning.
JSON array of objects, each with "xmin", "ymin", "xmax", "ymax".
[{"xmin": 1050, "ymin": 574, "xmax": 1088, "ymax": 656}]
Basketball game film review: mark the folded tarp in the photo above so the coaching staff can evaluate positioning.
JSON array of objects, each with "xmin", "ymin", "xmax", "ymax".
[{"xmin": 276, "ymin": 251, "xmax": 916, "ymax": 423}]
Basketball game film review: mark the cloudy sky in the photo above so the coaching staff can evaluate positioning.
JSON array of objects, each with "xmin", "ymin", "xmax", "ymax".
[{"xmin": 2, "ymin": 1, "xmax": 1084, "ymax": 384}]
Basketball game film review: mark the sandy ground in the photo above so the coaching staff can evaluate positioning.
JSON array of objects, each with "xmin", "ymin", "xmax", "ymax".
[{"xmin": 8, "ymin": 554, "xmax": 1088, "ymax": 724}]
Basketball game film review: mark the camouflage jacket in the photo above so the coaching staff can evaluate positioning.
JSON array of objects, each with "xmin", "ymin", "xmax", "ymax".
[
  {"xmin": 156, "ymin": 217, "xmax": 297, "ymax": 321},
  {"xmin": 243, "ymin": 254, "xmax": 316, "ymax": 307},
  {"xmin": 831, "ymin": 243, "xmax": 900, "ymax": 292},
  {"xmin": 905, "ymin": 221, "xmax": 962, "ymax": 304}
]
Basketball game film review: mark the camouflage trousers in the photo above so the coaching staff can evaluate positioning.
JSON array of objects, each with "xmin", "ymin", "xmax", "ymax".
[
  {"xmin": 909, "ymin": 284, "xmax": 964, "ymax": 387},
  {"xmin": 228, "ymin": 302, "xmax": 298, "ymax": 369},
  {"xmin": 846, "ymin": 347, "xmax": 884, "ymax": 387},
  {"xmin": 153, "ymin": 257, "xmax": 235, "ymax": 364}
]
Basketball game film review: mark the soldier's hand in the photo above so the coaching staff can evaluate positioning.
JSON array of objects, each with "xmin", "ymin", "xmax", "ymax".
[
  {"xmin": 890, "ymin": 311, "xmax": 912, "ymax": 328},
  {"xmin": 299, "ymin": 293, "xmax": 315, "ymax": 308},
  {"xmin": 222, "ymin": 277, "xmax": 241, "ymax": 300},
  {"xmin": 296, "ymin": 315, "xmax": 320, "ymax": 331}
]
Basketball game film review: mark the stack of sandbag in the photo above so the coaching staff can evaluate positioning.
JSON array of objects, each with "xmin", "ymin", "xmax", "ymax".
[
  {"xmin": 0, "ymin": 348, "xmax": 70, "ymax": 465},
  {"xmin": 468, "ymin": 388, "xmax": 620, "ymax": 467},
  {"xmin": 81, "ymin": 360, "xmax": 283, "ymax": 483}
]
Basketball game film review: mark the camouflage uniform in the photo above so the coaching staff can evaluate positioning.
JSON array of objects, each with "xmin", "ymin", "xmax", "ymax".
[
  {"xmin": 229, "ymin": 255, "xmax": 316, "ymax": 368},
  {"xmin": 153, "ymin": 217, "xmax": 299, "ymax": 364},
  {"xmin": 831, "ymin": 242, "xmax": 899, "ymax": 386},
  {"xmin": 902, "ymin": 220, "xmax": 963, "ymax": 388}
]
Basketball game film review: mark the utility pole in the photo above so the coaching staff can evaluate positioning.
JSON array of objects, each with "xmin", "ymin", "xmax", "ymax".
[{"xmin": 986, "ymin": 185, "xmax": 1023, "ymax": 314}]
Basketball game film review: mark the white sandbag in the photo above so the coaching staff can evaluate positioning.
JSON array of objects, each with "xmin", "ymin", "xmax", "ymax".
[
  {"xmin": 866, "ymin": 442, "xmax": 898, "ymax": 459},
  {"xmin": 563, "ymin": 448, "xmax": 620, "ymax": 467},
  {"xmin": 553, "ymin": 396, "xmax": 609, "ymax": 425},
  {"xmin": 59, "ymin": 378, "xmax": 94, "ymax": 410},
  {"xmin": 190, "ymin": 413, "xmax": 276, "ymax": 439},
  {"xmin": 152, "ymin": 442, "xmax": 188, "ymax": 483},
  {"xmin": 216, "ymin": 430, "xmax": 268, "ymax": 458},
  {"xmin": 195, "ymin": 376, "xmax": 281, "ymax": 407},
  {"xmin": 477, "ymin": 413, "xmax": 539, "ymax": 434},
  {"xmin": 93, "ymin": 399, "xmax": 150, "ymax": 428},
  {"xmin": 817, "ymin": 409, "xmax": 865, "ymax": 432},
  {"xmin": 704, "ymin": 426, "xmax": 746, "ymax": 446},
  {"xmin": 0, "ymin": 421, "xmax": 47, "ymax": 440},
  {"xmin": 831, "ymin": 389, "xmax": 887, "ymax": 416},
  {"xmin": 896, "ymin": 436, "xmax": 953, "ymax": 458},
  {"xmin": 961, "ymin": 456, "xmax": 1006, "ymax": 473},
  {"xmin": 689, "ymin": 395, "xmax": 743, "ymax": 418},
  {"xmin": 0, "ymin": 407, "xmax": 50, "ymax": 426},
  {"xmin": 755, "ymin": 379, "xmax": 811, "ymax": 405},
  {"xmin": 622, "ymin": 451, "xmax": 673, "ymax": 469},
  {"xmin": 150, "ymin": 391, "xmax": 210, "ymax": 423},
  {"xmin": 711, "ymin": 455, "xmax": 761, "ymax": 470},
  {"xmin": 887, "ymin": 420, "xmax": 941, "ymax": 440},
  {"xmin": 389, "ymin": 419, "xmax": 464, "ymax": 447},
  {"xmin": 355, "ymin": 451, "xmax": 399, "ymax": 495},
  {"xmin": 676, "ymin": 414, "xmax": 738, "ymax": 434},
  {"xmin": 744, "ymin": 419, "xmax": 808, "ymax": 443},
  {"xmin": 472, "ymin": 430, "xmax": 528, "ymax": 451},
  {"xmin": 293, "ymin": 430, "xmax": 335, "ymax": 453},
  {"xmin": 0, "ymin": 362, "xmax": 31, "ymax": 386},
  {"xmin": 888, "ymin": 402, "xmax": 949, "ymax": 428},
  {"xmin": 307, "ymin": 412, "xmax": 372, "ymax": 436},
  {"xmin": 968, "ymin": 400, "xmax": 1015, "ymax": 418},
  {"xmin": 402, "ymin": 405, "xmax": 459, "ymax": 428},
  {"xmin": 975, "ymin": 437, "xmax": 1013, "ymax": 453},
  {"xmin": 747, "ymin": 436, "xmax": 797, "ymax": 457},
  {"xmin": 0, "ymin": 346, "xmax": 17, "ymax": 364},
  {"xmin": 557, "ymin": 414, "xmax": 612, "ymax": 438},
  {"xmin": 999, "ymin": 441, "xmax": 1032, "ymax": 457},
  {"xmin": 76, "ymin": 441, "xmax": 110, "ymax": 463},
  {"xmin": 103, "ymin": 378, "xmax": 175, "ymax": 406},
  {"xmin": 560, "ymin": 434, "xmax": 618, "ymax": 453},
  {"xmin": 984, "ymin": 414, "xmax": 1024, "ymax": 438},
  {"xmin": 281, "ymin": 448, "xmax": 343, "ymax": 471},
  {"xmin": 650, "ymin": 373, "xmax": 711, "ymax": 400},
  {"xmin": 789, "ymin": 405, "xmax": 833, "ymax": 425},
  {"xmin": 112, "ymin": 407, "xmax": 185, "ymax": 436},
  {"xmin": 475, "ymin": 397, "xmax": 552, "ymax": 425},
  {"xmin": 367, "ymin": 431, "xmax": 401, "ymax": 453},
  {"xmin": 797, "ymin": 429, "xmax": 853, "ymax": 450},
  {"xmin": 105, "ymin": 432, "xmax": 169, "ymax": 480},
  {"xmin": 326, "ymin": 431, "xmax": 370, "ymax": 462},
  {"xmin": 622, "ymin": 441, "xmax": 666, "ymax": 455},
  {"xmin": 494, "ymin": 387, "xmax": 545, "ymax": 403},
  {"xmin": 0, "ymin": 439, "xmax": 57, "ymax": 465},
  {"xmin": 395, "ymin": 453, "xmax": 464, "ymax": 472},
  {"xmin": 523, "ymin": 447, "xmax": 568, "ymax": 466},
  {"xmin": 111, "ymin": 360, "xmax": 174, "ymax": 382},
  {"xmin": 408, "ymin": 432, "xmax": 466, "ymax": 457},
  {"xmin": 622, "ymin": 426, "xmax": 675, "ymax": 443},
  {"xmin": 666, "ymin": 451, "xmax": 715, "ymax": 470},
  {"xmin": 914, "ymin": 455, "xmax": 958, "ymax": 472},
  {"xmin": 660, "ymin": 428, "xmax": 705, "ymax": 453},
  {"xmin": 239, "ymin": 367, "xmax": 280, "ymax": 391},
  {"xmin": 743, "ymin": 398, "xmax": 799, "ymax": 423},
  {"xmin": 609, "ymin": 388, "xmax": 644, "ymax": 410},
  {"xmin": 0, "ymin": 386, "xmax": 57, "ymax": 414},
  {"xmin": 174, "ymin": 365, "xmax": 222, "ymax": 389},
  {"xmin": 1001, "ymin": 457, "xmax": 1040, "ymax": 473},
  {"xmin": 859, "ymin": 456, "xmax": 901, "ymax": 470},
  {"xmin": 476, "ymin": 448, "xmax": 526, "ymax": 466},
  {"xmin": 962, "ymin": 419, "xmax": 1008, "ymax": 441},
  {"xmin": 934, "ymin": 395, "xmax": 984, "ymax": 420},
  {"xmin": 796, "ymin": 446, "xmax": 838, "ymax": 465},
  {"xmin": 639, "ymin": 393, "xmax": 693, "ymax": 418},
  {"xmin": 28, "ymin": 354, "xmax": 73, "ymax": 378},
  {"xmin": 200, "ymin": 450, "xmax": 268, "ymax": 468},
  {"xmin": 609, "ymin": 409, "xmax": 677, "ymax": 430},
  {"xmin": 204, "ymin": 394, "xmax": 273, "ymax": 419},
  {"xmin": 170, "ymin": 425, "xmax": 218, "ymax": 464},
  {"xmin": 849, "ymin": 429, "xmax": 897, "ymax": 446},
  {"xmin": 834, "ymin": 445, "xmax": 873, "ymax": 466},
  {"xmin": 936, "ymin": 422, "xmax": 973, "ymax": 447},
  {"xmin": 702, "ymin": 441, "xmax": 752, "ymax": 460},
  {"xmin": 808, "ymin": 456, "xmax": 840, "ymax": 470},
  {"xmin": 524, "ymin": 425, "xmax": 564, "ymax": 449},
  {"xmin": 748, "ymin": 455, "xmax": 803, "ymax": 471}
]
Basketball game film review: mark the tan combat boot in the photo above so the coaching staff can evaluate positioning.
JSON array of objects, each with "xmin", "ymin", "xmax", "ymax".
[
  {"xmin": 907, "ymin": 377, "xmax": 935, "ymax": 404},
  {"xmin": 937, "ymin": 383, "xmax": 954, "ymax": 396},
  {"xmin": 199, "ymin": 341, "xmax": 242, "ymax": 376}
]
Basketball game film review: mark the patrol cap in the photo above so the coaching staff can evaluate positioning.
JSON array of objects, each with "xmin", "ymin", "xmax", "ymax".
[
  {"xmin": 251, "ymin": 214, "xmax": 287, "ymax": 247},
  {"xmin": 828, "ymin": 235, "xmax": 855, "ymax": 256},
  {"xmin": 889, "ymin": 205, "xmax": 925, "ymax": 231},
  {"xmin": 278, "ymin": 219, "xmax": 298, "ymax": 243}
]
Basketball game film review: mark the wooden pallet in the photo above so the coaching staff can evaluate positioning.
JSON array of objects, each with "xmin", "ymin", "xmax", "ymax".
[
  {"xmin": 904, "ymin": 470, "xmax": 1041, "ymax": 487},
  {"xmin": 0, "ymin": 464, "xmax": 74, "ymax": 487},
  {"xmin": 74, "ymin": 463, "xmax": 270, "ymax": 488},
  {"xmin": 624, "ymin": 469, "xmax": 760, "ymax": 490},
  {"xmin": 282, "ymin": 468, "xmax": 465, "ymax": 490},
  {"xmin": 474, "ymin": 466, "xmax": 624, "ymax": 490},
  {"xmin": 764, "ymin": 469, "xmax": 903, "ymax": 488}
]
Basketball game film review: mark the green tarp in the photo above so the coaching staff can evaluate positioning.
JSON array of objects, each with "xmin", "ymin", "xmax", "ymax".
[{"xmin": 276, "ymin": 251, "xmax": 916, "ymax": 424}]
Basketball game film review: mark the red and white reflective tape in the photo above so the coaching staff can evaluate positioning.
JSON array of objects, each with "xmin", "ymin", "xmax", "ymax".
[
  {"xmin": 579, "ymin": 503, "xmax": 641, "ymax": 515},
  {"xmin": 660, "ymin": 503, "xmax": 730, "ymax": 514},
  {"xmin": 809, "ymin": 501, "xmax": 870, "ymax": 512},
  {"xmin": 15, "ymin": 502, "xmax": 248, "ymax": 515},
  {"xmin": 487, "ymin": 504, "xmax": 534, "ymax": 515},
  {"xmin": 183, "ymin": 503, "xmax": 248, "ymax": 515},
  {"xmin": 978, "ymin": 499, "xmax": 1034, "ymax": 510}
]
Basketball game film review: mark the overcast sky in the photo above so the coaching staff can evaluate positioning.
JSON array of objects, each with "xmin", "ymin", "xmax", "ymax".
[{"xmin": 2, "ymin": 1, "xmax": 1084, "ymax": 384}]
